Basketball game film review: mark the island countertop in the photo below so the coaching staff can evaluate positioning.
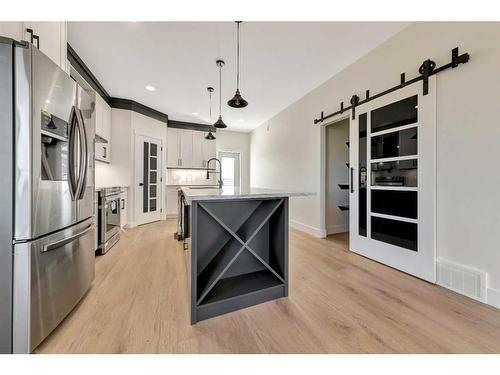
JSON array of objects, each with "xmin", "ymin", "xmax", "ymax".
[{"xmin": 181, "ymin": 186, "xmax": 314, "ymax": 202}]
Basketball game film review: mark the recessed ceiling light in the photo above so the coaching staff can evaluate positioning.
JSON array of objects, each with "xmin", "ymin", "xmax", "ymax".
[
  {"xmin": 145, "ymin": 85, "xmax": 156, "ymax": 91},
  {"xmin": 192, "ymin": 112, "xmax": 199, "ymax": 116},
  {"xmin": 45, "ymin": 99, "xmax": 50, "ymax": 104},
  {"xmin": 239, "ymin": 118, "xmax": 244, "ymax": 122}
]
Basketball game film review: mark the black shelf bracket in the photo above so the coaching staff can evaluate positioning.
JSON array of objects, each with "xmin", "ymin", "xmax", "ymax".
[{"xmin": 314, "ymin": 47, "xmax": 470, "ymax": 124}]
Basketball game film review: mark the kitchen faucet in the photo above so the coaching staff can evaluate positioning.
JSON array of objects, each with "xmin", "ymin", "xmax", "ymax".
[{"xmin": 206, "ymin": 158, "xmax": 223, "ymax": 188}]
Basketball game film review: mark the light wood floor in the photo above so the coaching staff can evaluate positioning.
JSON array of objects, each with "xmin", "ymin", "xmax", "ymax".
[{"xmin": 36, "ymin": 219, "xmax": 500, "ymax": 354}]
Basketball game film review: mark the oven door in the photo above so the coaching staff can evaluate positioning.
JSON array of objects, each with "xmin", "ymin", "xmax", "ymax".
[{"xmin": 104, "ymin": 195, "xmax": 121, "ymax": 242}]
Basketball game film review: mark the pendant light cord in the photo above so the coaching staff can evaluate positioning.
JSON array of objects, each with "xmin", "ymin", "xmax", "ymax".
[
  {"xmin": 219, "ymin": 64, "xmax": 222, "ymax": 115},
  {"xmin": 236, "ymin": 21, "xmax": 240, "ymax": 90},
  {"xmin": 209, "ymin": 91, "xmax": 212, "ymax": 122}
]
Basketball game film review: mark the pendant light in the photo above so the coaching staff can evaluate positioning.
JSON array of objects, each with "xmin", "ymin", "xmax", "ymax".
[
  {"xmin": 205, "ymin": 87, "xmax": 216, "ymax": 140},
  {"xmin": 228, "ymin": 21, "xmax": 248, "ymax": 108},
  {"xmin": 214, "ymin": 59, "xmax": 227, "ymax": 128}
]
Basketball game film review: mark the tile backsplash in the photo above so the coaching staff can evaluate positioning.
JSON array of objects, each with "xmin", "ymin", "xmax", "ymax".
[{"xmin": 167, "ymin": 169, "xmax": 216, "ymax": 186}]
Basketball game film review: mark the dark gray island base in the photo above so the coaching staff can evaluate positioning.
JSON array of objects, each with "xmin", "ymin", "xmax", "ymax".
[
  {"xmin": 182, "ymin": 187, "xmax": 311, "ymax": 324},
  {"xmin": 190, "ymin": 196, "xmax": 288, "ymax": 324}
]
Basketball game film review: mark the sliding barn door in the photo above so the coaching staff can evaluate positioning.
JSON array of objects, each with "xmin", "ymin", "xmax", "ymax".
[{"xmin": 349, "ymin": 77, "xmax": 436, "ymax": 282}]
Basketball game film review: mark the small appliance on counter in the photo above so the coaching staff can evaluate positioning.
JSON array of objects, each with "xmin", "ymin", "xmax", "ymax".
[{"xmin": 96, "ymin": 187, "xmax": 123, "ymax": 254}]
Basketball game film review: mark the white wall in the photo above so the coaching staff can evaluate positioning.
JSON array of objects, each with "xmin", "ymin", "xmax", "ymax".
[
  {"xmin": 216, "ymin": 130, "xmax": 251, "ymax": 189},
  {"xmin": 250, "ymin": 22, "xmax": 500, "ymax": 303},
  {"xmin": 95, "ymin": 109, "xmax": 132, "ymax": 188},
  {"xmin": 325, "ymin": 119, "xmax": 349, "ymax": 234},
  {"xmin": 95, "ymin": 109, "xmax": 168, "ymax": 227}
]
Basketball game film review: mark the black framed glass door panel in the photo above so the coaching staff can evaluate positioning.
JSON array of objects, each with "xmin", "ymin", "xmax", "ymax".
[{"xmin": 348, "ymin": 77, "xmax": 436, "ymax": 283}]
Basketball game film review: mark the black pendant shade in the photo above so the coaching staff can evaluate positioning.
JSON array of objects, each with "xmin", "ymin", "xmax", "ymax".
[
  {"xmin": 213, "ymin": 115, "xmax": 227, "ymax": 128},
  {"xmin": 228, "ymin": 89, "xmax": 248, "ymax": 108},
  {"xmin": 205, "ymin": 86, "xmax": 216, "ymax": 139},
  {"xmin": 205, "ymin": 131, "xmax": 216, "ymax": 140},
  {"xmin": 214, "ymin": 60, "xmax": 227, "ymax": 128},
  {"xmin": 228, "ymin": 21, "xmax": 248, "ymax": 108}
]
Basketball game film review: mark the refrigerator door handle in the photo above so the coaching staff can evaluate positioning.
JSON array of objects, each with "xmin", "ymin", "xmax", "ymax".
[
  {"xmin": 75, "ymin": 109, "xmax": 88, "ymax": 200},
  {"xmin": 68, "ymin": 106, "xmax": 79, "ymax": 201},
  {"xmin": 41, "ymin": 225, "xmax": 92, "ymax": 253}
]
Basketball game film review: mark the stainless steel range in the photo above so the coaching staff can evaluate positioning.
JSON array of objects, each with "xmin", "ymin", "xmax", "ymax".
[
  {"xmin": 0, "ymin": 38, "xmax": 95, "ymax": 353},
  {"xmin": 96, "ymin": 187, "xmax": 123, "ymax": 254}
]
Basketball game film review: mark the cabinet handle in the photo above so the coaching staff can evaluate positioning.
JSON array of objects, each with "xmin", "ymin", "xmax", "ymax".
[
  {"xmin": 350, "ymin": 167, "xmax": 354, "ymax": 193},
  {"xmin": 121, "ymin": 199, "xmax": 125, "ymax": 210},
  {"xmin": 33, "ymin": 34, "xmax": 40, "ymax": 49},
  {"xmin": 103, "ymin": 146, "xmax": 107, "ymax": 158},
  {"xmin": 25, "ymin": 28, "xmax": 34, "ymax": 43}
]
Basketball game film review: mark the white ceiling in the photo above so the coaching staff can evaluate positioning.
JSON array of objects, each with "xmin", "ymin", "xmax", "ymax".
[{"xmin": 68, "ymin": 22, "xmax": 409, "ymax": 132}]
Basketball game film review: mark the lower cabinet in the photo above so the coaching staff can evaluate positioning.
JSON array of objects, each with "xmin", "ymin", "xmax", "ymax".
[{"xmin": 166, "ymin": 187, "xmax": 180, "ymax": 217}]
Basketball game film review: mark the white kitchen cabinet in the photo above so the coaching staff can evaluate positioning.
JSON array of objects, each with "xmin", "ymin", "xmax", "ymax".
[
  {"xmin": 167, "ymin": 127, "xmax": 215, "ymax": 169},
  {"xmin": 0, "ymin": 22, "xmax": 25, "ymax": 41},
  {"xmin": 166, "ymin": 186, "xmax": 180, "ymax": 217},
  {"xmin": 202, "ymin": 136, "xmax": 216, "ymax": 168},
  {"xmin": 179, "ymin": 129, "xmax": 193, "ymax": 168},
  {"xmin": 167, "ymin": 127, "xmax": 180, "ymax": 167},
  {"xmin": 95, "ymin": 94, "xmax": 112, "ymax": 163},
  {"xmin": 0, "ymin": 21, "xmax": 67, "ymax": 71},
  {"xmin": 192, "ymin": 131, "xmax": 205, "ymax": 168}
]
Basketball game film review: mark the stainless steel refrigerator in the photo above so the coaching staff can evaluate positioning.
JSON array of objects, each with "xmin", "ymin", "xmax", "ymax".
[{"xmin": 0, "ymin": 37, "xmax": 95, "ymax": 353}]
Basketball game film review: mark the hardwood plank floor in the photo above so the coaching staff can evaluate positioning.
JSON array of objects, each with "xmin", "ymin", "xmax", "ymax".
[{"xmin": 35, "ymin": 220, "xmax": 500, "ymax": 354}]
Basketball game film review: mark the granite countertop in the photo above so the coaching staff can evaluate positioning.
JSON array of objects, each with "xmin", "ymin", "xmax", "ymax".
[{"xmin": 181, "ymin": 186, "xmax": 314, "ymax": 202}]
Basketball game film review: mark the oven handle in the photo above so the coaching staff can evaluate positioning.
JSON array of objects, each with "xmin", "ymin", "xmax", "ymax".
[{"xmin": 42, "ymin": 225, "xmax": 92, "ymax": 253}]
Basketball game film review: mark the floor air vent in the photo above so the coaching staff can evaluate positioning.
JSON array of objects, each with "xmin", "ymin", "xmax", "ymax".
[{"xmin": 437, "ymin": 260, "xmax": 486, "ymax": 302}]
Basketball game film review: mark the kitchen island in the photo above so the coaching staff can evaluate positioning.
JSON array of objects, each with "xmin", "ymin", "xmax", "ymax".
[{"xmin": 181, "ymin": 186, "xmax": 312, "ymax": 324}]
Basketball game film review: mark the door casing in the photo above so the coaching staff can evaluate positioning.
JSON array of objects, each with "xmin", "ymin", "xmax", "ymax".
[{"xmin": 134, "ymin": 133, "xmax": 163, "ymax": 226}]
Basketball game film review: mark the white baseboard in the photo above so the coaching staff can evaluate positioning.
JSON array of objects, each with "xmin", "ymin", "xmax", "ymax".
[
  {"xmin": 290, "ymin": 220, "xmax": 322, "ymax": 238},
  {"xmin": 327, "ymin": 224, "xmax": 349, "ymax": 235},
  {"xmin": 165, "ymin": 214, "xmax": 177, "ymax": 219},
  {"xmin": 487, "ymin": 288, "xmax": 500, "ymax": 309}
]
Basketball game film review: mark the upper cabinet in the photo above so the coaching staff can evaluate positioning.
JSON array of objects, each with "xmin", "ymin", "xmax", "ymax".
[
  {"xmin": 0, "ymin": 22, "xmax": 68, "ymax": 71},
  {"xmin": 167, "ymin": 128, "xmax": 216, "ymax": 169},
  {"xmin": 201, "ymin": 135, "xmax": 216, "ymax": 168},
  {"xmin": 179, "ymin": 129, "xmax": 193, "ymax": 168},
  {"xmin": 25, "ymin": 22, "xmax": 68, "ymax": 71},
  {"xmin": 192, "ymin": 131, "xmax": 205, "ymax": 168},
  {"xmin": 95, "ymin": 94, "xmax": 112, "ymax": 163},
  {"xmin": 167, "ymin": 128, "xmax": 180, "ymax": 168}
]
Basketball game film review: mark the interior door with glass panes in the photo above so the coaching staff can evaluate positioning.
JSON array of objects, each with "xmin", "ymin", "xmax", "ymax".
[
  {"xmin": 349, "ymin": 77, "xmax": 436, "ymax": 282},
  {"xmin": 135, "ymin": 134, "xmax": 162, "ymax": 225}
]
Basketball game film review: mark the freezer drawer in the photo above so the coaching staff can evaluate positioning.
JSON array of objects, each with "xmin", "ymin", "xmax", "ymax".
[{"xmin": 13, "ymin": 219, "xmax": 95, "ymax": 353}]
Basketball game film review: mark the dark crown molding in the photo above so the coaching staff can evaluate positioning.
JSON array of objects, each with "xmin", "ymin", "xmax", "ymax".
[{"xmin": 168, "ymin": 119, "xmax": 216, "ymax": 132}]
